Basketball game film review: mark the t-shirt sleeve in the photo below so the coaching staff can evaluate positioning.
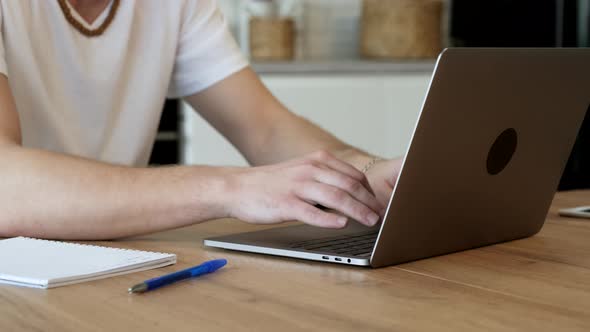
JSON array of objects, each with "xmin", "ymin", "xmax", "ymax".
[
  {"xmin": 0, "ymin": 6, "xmax": 8, "ymax": 76},
  {"xmin": 167, "ymin": 0, "xmax": 249, "ymax": 98}
]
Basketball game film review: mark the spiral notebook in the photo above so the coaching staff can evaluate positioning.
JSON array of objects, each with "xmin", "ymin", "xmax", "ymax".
[{"xmin": 0, "ymin": 237, "xmax": 176, "ymax": 289}]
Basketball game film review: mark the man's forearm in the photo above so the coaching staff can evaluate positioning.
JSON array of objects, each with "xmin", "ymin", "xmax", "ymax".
[
  {"xmin": 0, "ymin": 146, "xmax": 230, "ymax": 240},
  {"xmin": 185, "ymin": 68, "xmax": 376, "ymax": 169},
  {"xmin": 259, "ymin": 110, "xmax": 375, "ymax": 170}
]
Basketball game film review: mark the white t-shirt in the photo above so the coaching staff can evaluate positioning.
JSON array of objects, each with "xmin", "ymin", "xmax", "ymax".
[{"xmin": 0, "ymin": 0, "xmax": 248, "ymax": 166}]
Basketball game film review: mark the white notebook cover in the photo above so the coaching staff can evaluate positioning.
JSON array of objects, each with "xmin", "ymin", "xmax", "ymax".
[{"xmin": 0, "ymin": 237, "xmax": 176, "ymax": 289}]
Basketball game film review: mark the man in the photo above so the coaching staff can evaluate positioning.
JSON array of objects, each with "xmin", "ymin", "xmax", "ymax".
[{"xmin": 0, "ymin": 0, "xmax": 402, "ymax": 240}]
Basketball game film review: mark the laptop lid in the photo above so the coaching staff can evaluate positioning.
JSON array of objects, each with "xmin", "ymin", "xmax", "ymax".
[{"xmin": 371, "ymin": 48, "xmax": 590, "ymax": 267}]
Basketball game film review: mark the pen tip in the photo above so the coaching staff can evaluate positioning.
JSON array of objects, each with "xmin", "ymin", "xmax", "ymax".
[
  {"xmin": 128, "ymin": 283, "xmax": 148, "ymax": 293},
  {"xmin": 209, "ymin": 259, "xmax": 227, "ymax": 271}
]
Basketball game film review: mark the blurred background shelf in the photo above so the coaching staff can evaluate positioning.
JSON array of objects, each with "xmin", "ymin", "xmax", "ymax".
[{"xmin": 252, "ymin": 60, "xmax": 436, "ymax": 75}]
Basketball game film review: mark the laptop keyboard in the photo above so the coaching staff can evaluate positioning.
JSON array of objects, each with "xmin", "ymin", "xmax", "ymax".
[{"xmin": 289, "ymin": 231, "xmax": 378, "ymax": 257}]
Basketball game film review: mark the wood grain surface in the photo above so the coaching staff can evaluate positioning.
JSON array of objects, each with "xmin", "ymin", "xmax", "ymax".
[{"xmin": 1, "ymin": 191, "xmax": 589, "ymax": 331}]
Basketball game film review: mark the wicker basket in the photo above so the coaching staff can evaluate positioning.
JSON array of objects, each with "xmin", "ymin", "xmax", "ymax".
[
  {"xmin": 249, "ymin": 17, "xmax": 295, "ymax": 61},
  {"xmin": 360, "ymin": 0, "xmax": 444, "ymax": 59}
]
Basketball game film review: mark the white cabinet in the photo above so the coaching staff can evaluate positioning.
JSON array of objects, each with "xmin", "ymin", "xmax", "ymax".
[{"xmin": 181, "ymin": 72, "xmax": 432, "ymax": 166}]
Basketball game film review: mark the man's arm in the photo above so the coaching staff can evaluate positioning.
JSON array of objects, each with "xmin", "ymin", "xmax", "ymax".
[
  {"xmin": 1, "ymin": 73, "xmax": 382, "ymax": 239},
  {"xmin": 0, "ymin": 75, "xmax": 230, "ymax": 240},
  {"xmin": 186, "ymin": 68, "xmax": 402, "ymax": 207},
  {"xmin": 185, "ymin": 67, "xmax": 370, "ymax": 168}
]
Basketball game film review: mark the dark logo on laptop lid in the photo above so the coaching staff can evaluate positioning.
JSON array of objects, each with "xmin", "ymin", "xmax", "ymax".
[{"xmin": 487, "ymin": 128, "xmax": 518, "ymax": 175}]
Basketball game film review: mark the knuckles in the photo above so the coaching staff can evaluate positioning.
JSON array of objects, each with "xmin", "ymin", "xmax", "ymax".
[
  {"xmin": 343, "ymin": 177, "xmax": 363, "ymax": 193},
  {"xmin": 294, "ymin": 163, "xmax": 318, "ymax": 179},
  {"xmin": 312, "ymin": 149, "xmax": 333, "ymax": 162},
  {"xmin": 324, "ymin": 187, "xmax": 347, "ymax": 202}
]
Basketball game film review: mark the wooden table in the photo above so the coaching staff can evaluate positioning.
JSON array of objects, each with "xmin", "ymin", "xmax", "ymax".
[{"xmin": 2, "ymin": 191, "xmax": 590, "ymax": 331}]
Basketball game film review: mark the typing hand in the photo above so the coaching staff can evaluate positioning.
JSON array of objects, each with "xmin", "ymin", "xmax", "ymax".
[
  {"xmin": 364, "ymin": 157, "xmax": 403, "ymax": 213},
  {"xmin": 225, "ymin": 151, "xmax": 384, "ymax": 228}
]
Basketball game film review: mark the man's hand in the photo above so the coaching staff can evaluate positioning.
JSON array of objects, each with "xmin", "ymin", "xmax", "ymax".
[
  {"xmin": 187, "ymin": 68, "xmax": 403, "ymax": 224},
  {"xmin": 331, "ymin": 148, "xmax": 404, "ymax": 213},
  {"xmin": 224, "ymin": 150, "xmax": 384, "ymax": 228},
  {"xmin": 364, "ymin": 157, "xmax": 404, "ymax": 211}
]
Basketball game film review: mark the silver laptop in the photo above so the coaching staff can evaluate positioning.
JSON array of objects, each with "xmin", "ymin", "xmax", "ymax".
[{"xmin": 204, "ymin": 48, "xmax": 590, "ymax": 268}]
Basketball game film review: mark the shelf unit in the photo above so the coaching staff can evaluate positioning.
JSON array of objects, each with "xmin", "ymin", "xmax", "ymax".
[{"xmin": 148, "ymin": 99, "xmax": 181, "ymax": 165}]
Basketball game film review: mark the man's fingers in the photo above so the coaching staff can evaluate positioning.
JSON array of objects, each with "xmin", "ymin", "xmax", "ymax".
[
  {"xmin": 291, "ymin": 202, "xmax": 348, "ymax": 228},
  {"xmin": 312, "ymin": 168, "xmax": 383, "ymax": 213},
  {"xmin": 311, "ymin": 150, "xmax": 376, "ymax": 195},
  {"xmin": 296, "ymin": 183, "xmax": 380, "ymax": 227}
]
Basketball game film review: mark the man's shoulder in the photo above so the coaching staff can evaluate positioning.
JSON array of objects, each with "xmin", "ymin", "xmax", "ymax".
[{"xmin": 0, "ymin": 0, "xmax": 195, "ymax": 18}]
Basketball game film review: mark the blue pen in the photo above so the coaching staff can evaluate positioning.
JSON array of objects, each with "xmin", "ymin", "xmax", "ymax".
[{"xmin": 128, "ymin": 259, "xmax": 227, "ymax": 293}]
